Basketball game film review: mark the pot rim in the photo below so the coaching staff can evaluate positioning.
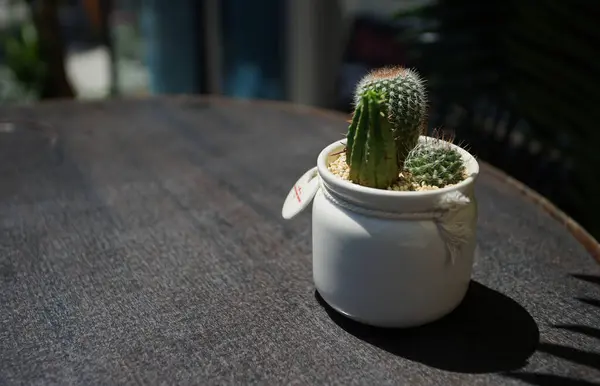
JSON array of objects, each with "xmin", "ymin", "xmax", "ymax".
[{"xmin": 317, "ymin": 135, "xmax": 479, "ymax": 198}]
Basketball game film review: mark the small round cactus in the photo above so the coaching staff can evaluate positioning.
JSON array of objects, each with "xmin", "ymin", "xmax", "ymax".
[
  {"xmin": 345, "ymin": 89, "xmax": 400, "ymax": 189},
  {"xmin": 404, "ymin": 141, "xmax": 466, "ymax": 187},
  {"xmin": 354, "ymin": 66, "xmax": 427, "ymax": 167}
]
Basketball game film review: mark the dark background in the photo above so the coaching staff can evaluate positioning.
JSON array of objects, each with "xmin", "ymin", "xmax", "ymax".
[{"xmin": 2, "ymin": 0, "xmax": 600, "ymax": 239}]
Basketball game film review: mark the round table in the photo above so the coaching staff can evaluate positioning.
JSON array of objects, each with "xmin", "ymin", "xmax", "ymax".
[{"xmin": 1, "ymin": 97, "xmax": 599, "ymax": 385}]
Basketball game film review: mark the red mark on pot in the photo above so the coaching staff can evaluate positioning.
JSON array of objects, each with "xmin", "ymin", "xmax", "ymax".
[{"xmin": 294, "ymin": 185, "xmax": 302, "ymax": 203}]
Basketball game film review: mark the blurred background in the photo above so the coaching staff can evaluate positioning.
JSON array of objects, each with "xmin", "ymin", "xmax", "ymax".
[{"xmin": 1, "ymin": 0, "xmax": 600, "ymax": 239}]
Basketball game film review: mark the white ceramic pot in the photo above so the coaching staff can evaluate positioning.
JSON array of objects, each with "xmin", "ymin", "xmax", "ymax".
[{"xmin": 282, "ymin": 136, "xmax": 480, "ymax": 328}]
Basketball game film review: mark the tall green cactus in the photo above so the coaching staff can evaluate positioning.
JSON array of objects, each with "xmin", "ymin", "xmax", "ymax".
[
  {"xmin": 354, "ymin": 67, "xmax": 427, "ymax": 167},
  {"xmin": 345, "ymin": 89, "xmax": 400, "ymax": 189}
]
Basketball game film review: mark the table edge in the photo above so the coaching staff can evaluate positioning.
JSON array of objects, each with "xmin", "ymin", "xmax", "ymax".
[
  {"xmin": 480, "ymin": 162, "xmax": 600, "ymax": 264},
  {"xmin": 9, "ymin": 94, "xmax": 600, "ymax": 264}
]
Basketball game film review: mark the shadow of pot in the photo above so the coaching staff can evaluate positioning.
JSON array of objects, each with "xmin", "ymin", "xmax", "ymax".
[{"xmin": 316, "ymin": 280, "xmax": 539, "ymax": 374}]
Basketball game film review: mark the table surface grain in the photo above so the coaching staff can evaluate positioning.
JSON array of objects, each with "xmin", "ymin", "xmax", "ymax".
[{"xmin": 1, "ymin": 96, "xmax": 599, "ymax": 386}]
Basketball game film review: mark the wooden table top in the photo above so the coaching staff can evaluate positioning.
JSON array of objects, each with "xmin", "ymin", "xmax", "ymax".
[{"xmin": 1, "ymin": 96, "xmax": 599, "ymax": 385}]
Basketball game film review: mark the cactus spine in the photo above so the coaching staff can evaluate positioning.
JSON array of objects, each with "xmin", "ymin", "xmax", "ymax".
[
  {"xmin": 345, "ymin": 89, "xmax": 400, "ymax": 189},
  {"xmin": 404, "ymin": 141, "xmax": 466, "ymax": 187},
  {"xmin": 354, "ymin": 67, "xmax": 427, "ymax": 168}
]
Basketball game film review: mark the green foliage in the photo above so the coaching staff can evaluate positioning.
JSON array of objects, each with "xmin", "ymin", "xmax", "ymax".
[
  {"xmin": 0, "ymin": 66, "xmax": 37, "ymax": 103},
  {"xmin": 353, "ymin": 67, "xmax": 427, "ymax": 167},
  {"xmin": 346, "ymin": 89, "xmax": 400, "ymax": 189},
  {"xmin": 1, "ymin": 21, "xmax": 46, "ymax": 98},
  {"xmin": 405, "ymin": 140, "xmax": 466, "ymax": 187}
]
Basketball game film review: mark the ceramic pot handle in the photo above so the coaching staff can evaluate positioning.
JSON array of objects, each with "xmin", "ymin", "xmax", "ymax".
[{"xmin": 281, "ymin": 167, "xmax": 320, "ymax": 220}]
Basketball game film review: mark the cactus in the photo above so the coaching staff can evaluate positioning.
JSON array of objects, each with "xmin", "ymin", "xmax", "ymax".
[
  {"xmin": 338, "ymin": 66, "xmax": 467, "ymax": 190},
  {"xmin": 354, "ymin": 67, "xmax": 427, "ymax": 167},
  {"xmin": 404, "ymin": 141, "xmax": 466, "ymax": 187},
  {"xmin": 345, "ymin": 89, "xmax": 400, "ymax": 189}
]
